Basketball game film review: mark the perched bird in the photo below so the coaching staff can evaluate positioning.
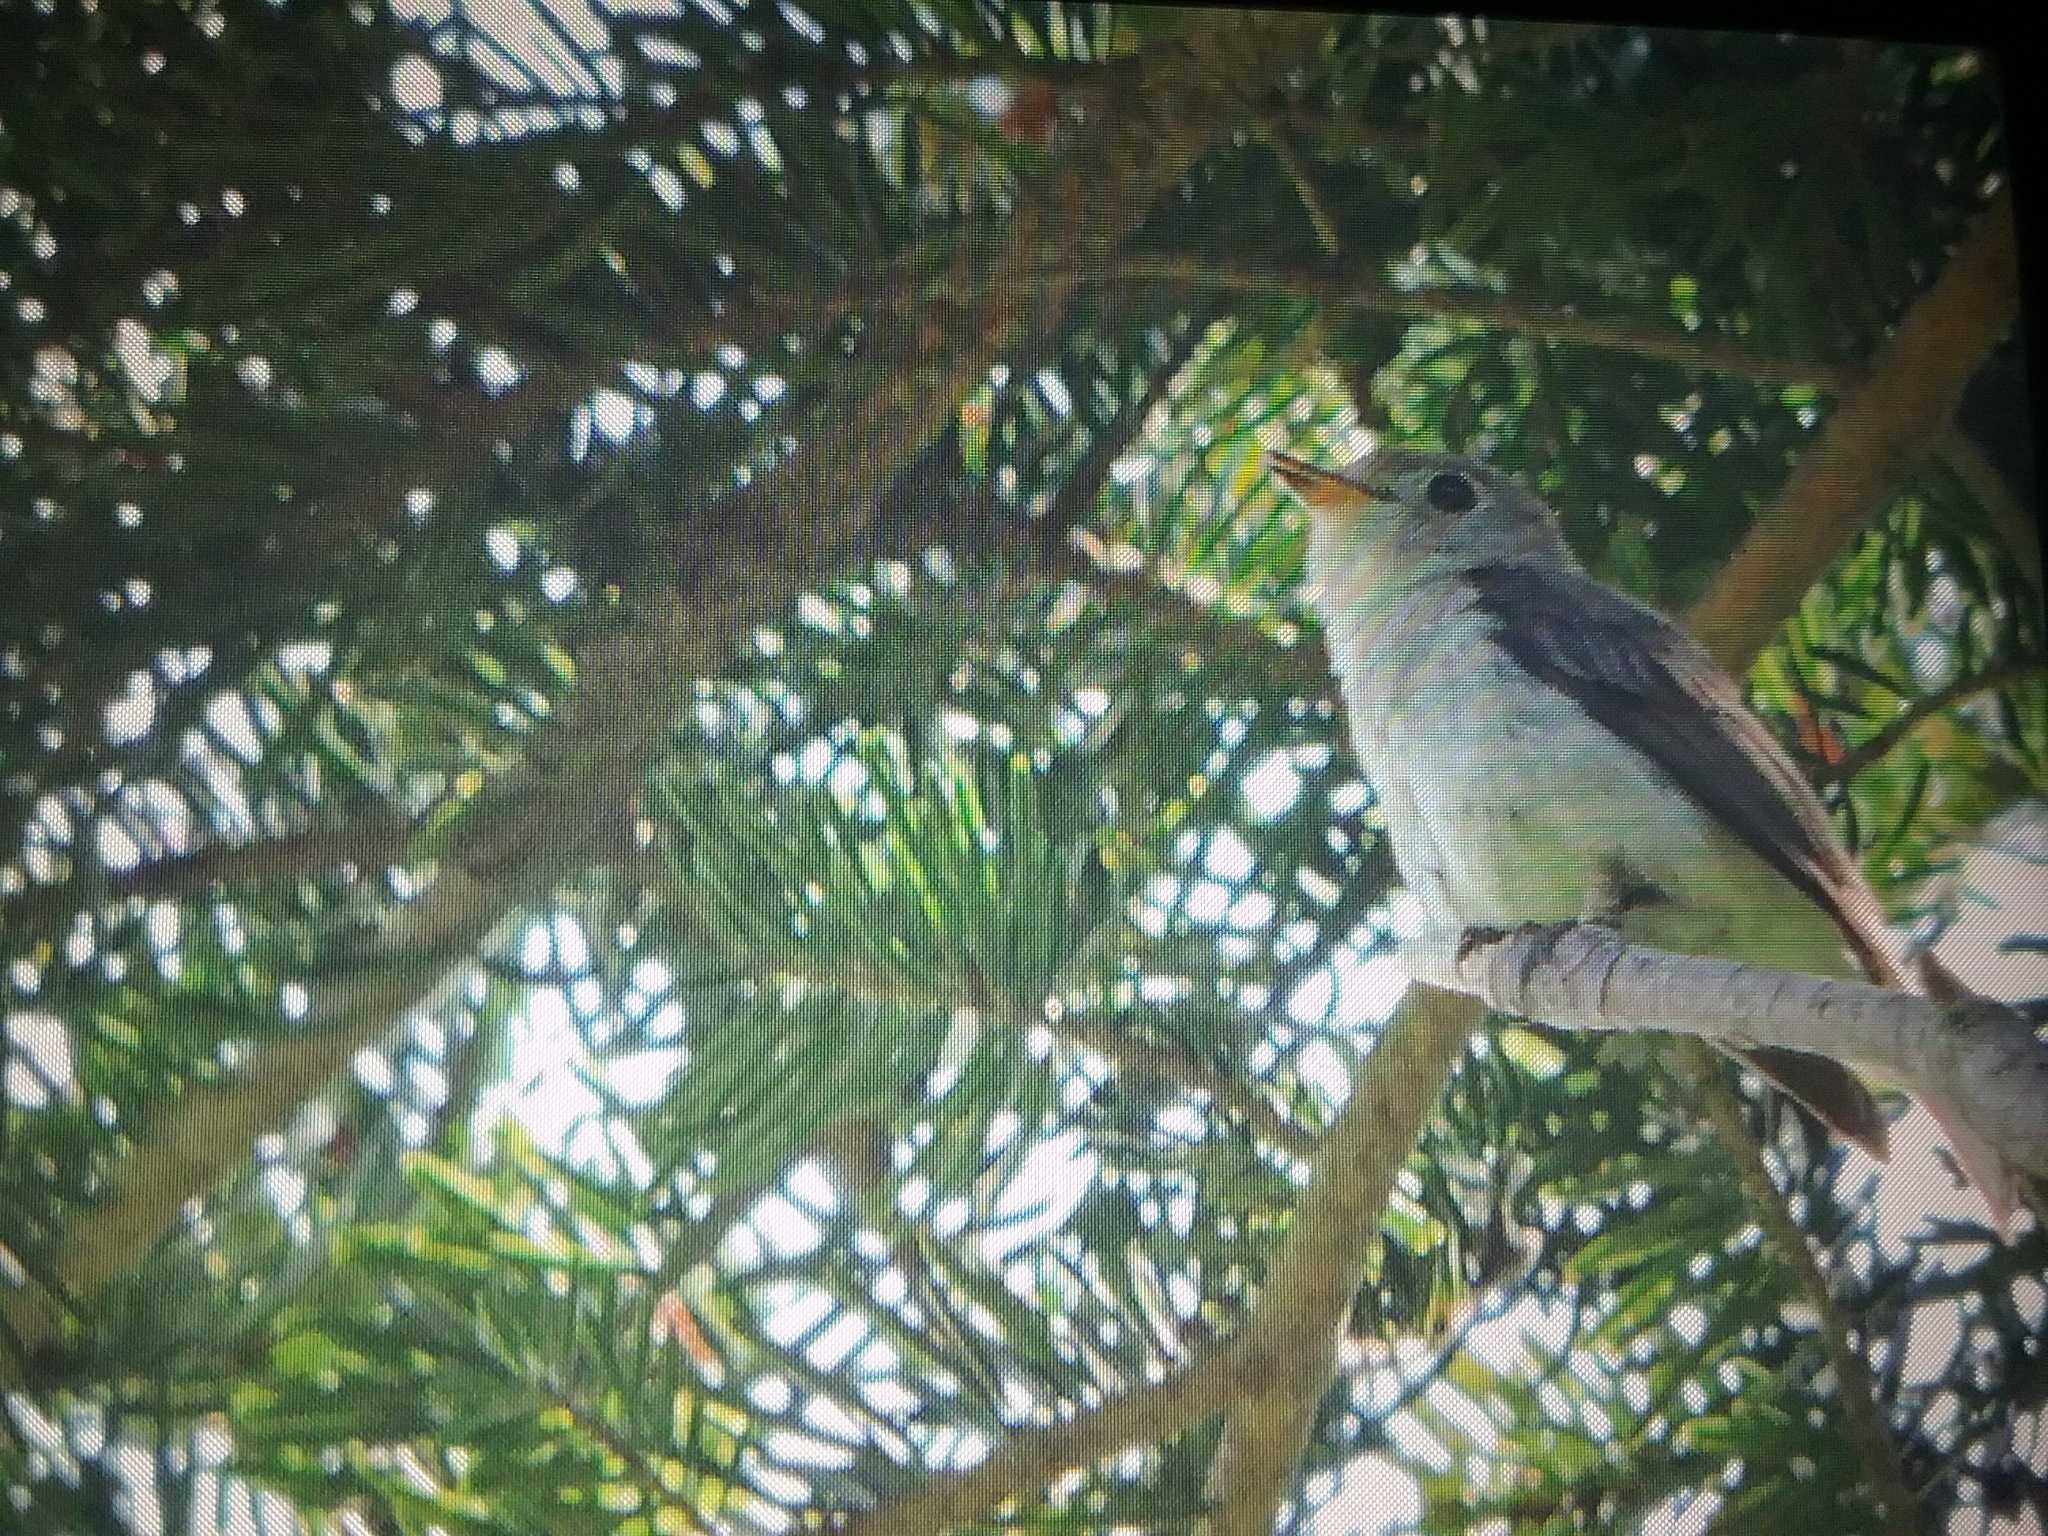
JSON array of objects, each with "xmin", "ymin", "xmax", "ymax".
[{"xmin": 1268, "ymin": 446, "xmax": 2015, "ymax": 1221}]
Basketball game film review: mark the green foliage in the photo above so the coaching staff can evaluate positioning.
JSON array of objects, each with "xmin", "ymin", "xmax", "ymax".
[{"xmin": 0, "ymin": 5, "xmax": 2039, "ymax": 1536}]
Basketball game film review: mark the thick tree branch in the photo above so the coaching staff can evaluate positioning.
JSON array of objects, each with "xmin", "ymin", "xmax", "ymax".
[
  {"xmin": 1, "ymin": 865, "xmax": 503, "ymax": 1357},
  {"xmin": 1678, "ymin": 1039, "xmax": 1921, "ymax": 1536},
  {"xmin": 830, "ymin": 1347, "xmax": 1246, "ymax": 1536},
  {"xmin": 6, "ymin": 810, "xmax": 419, "ymax": 950},
  {"xmin": 1405, "ymin": 922, "xmax": 2048, "ymax": 1182},
  {"xmin": 1688, "ymin": 190, "xmax": 2020, "ymax": 670},
  {"xmin": 828, "ymin": 988, "xmax": 1481, "ymax": 1536},
  {"xmin": 1205, "ymin": 986, "xmax": 1481, "ymax": 1535}
]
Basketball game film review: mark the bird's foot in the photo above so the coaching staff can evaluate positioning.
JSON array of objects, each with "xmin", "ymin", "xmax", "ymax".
[
  {"xmin": 1455, "ymin": 918, "xmax": 1592, "ymax": 965},
  {"xmin": 1590, "ymin": 856, "xmax": 1673, "ymax": 928},
  {"xmin": 1455, "ymin": 924, "xmax": 1512, "ymax": 961}
]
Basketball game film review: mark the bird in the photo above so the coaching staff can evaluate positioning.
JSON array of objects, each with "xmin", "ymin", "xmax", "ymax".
[{"xmin": 1266, "ymin": 445, "xmax": 2017, "ymax": 1224}]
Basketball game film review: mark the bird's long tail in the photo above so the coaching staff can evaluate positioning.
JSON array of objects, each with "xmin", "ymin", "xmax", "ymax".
[{"xmin": 1735, "ymin": 1046, "xmax": 1891, "ymax": 1160}]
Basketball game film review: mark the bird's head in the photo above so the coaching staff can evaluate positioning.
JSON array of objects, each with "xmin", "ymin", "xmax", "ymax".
[{"xmin": 1267, "ymin": 447, "xmax": 1572, "ymax": 606}]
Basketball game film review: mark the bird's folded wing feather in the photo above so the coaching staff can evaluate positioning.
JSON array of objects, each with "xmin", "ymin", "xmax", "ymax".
[
  {"xmin": 1462, "ymin": 560, "xmax": 1897, "ymax": 1160},
  {"xmin": 1462, "ymin": 561, "xmax": 1900, "ymax": 988}
]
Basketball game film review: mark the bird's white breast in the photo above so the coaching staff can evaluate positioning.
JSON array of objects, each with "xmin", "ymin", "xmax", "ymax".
[{"xmin": 1326, "ymin": 578, "xmax": 1739, "ymax": 933}]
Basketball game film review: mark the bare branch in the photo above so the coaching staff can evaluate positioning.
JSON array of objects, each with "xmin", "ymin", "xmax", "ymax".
[
  {"xmin": 1205, "ymin": 986, "xmax": 1482, "ymax": 1534},
  {"xmin": 1404, "ymin": 921, "xmax": 2048, "ymax": 1184}
]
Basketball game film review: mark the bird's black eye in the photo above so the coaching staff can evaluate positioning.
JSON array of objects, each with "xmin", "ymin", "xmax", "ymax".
[{"xmin": 1425, "ymin": 471, "xmax": 1477, "ymax": 514}]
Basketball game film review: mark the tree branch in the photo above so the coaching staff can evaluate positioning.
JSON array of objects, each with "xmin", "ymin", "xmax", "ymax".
[
  {"xmin": 1204, "ymin": 986, "xmax": 1482, "ymax": 1535},
  {"xmin": 1056, "ymin": 1015, "xmax": 1319, "ymax": 1160},
  {"xmin": 829, "ymin": 1347, "xmax": 1246, "ymax": 1535},
  {"xmin": 827, "ymin": 987, "xmax": 1481, "ymax": 1536},
  {"xmin": 1109, "ymin": 255, "xmax": 1861, "ymax": 392},
  {"xmin": 1817, "ymin": 653, "xmax": 2048, "ymax": 787},
  {"xmin": 2, "ymin": 865, "xmax": 504, "ymax": 1360},
  {"xmin": 1688, "ymin": 190, "xmax": 2020, "ymax": 671},
  {"xmin": 1253, "ymin": 124, "xmax": 1343, "ymax": 258},
  {"xmin": 1937, "ymin": 425, "xmax": 2041, "ymax": 584},
  {"xmin": 1678, "ymin": 1039, "xmax": 1921, "ymax": 1536},
  {"xmin": 1405, "ymin": 922, "xmax": 2048, "ymax": 1183},
  {"xmin": 6, "ymin": 810, "xmax": 419, "ymax": 949}
]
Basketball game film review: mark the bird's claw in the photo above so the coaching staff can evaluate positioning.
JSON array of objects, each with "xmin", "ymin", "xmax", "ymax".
[
  {"xmin": 1456, "ymin": 919, "xmax": 1585, "ymax": 964},
  {"xmin": 1456, "ymin": 924, "xmax": 1511, "ymax": 962}
]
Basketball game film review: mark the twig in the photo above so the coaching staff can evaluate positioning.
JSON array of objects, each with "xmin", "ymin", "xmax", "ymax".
[
  {"xmin": 1936, "ymin": 425, "xmax": 2041, "ymax": 584},
  {"xmin": 1678, "ymin": 1038, "xmax": 1921, "ymax": 1536},
  {"xmin": 1108, "ymin": 255, "xmax": 1860, "ymax": 392},
  {"xmin": 1818, "ymin": 653, "xmax": 2048, "ymax": 787},
  {"xmin": 1057, "ymin": 1017, "xmax": 1319, "ymax": 1159},
  {"xmin": 1254, "ymin": 123, "xmax": 1344, "ymax": 258}
]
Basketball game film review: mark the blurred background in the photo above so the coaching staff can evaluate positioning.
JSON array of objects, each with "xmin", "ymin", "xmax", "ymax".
[{"xmin": 0, "ymin": 4, "xmax": 2041, "ymax": 1533}]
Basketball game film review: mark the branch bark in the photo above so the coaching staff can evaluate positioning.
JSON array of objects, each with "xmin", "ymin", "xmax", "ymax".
[
  {"xmin": 6, "ymin": 810, "xmax": 419, "ymax": 950},
  {"xmin": 1678, "ymin": 1039, "xmax": 1922, "ymax": 1536},
  {"xmin": 1688, "ymin": 190, "xmax": 2021, "ymax": 670},
  {"xmin": 830, "ymin": 1347, "xmax": 1246, "ymax": 1536},
  {"xmin": 1204, "ymin": 986, "xmax": 1481, "ymax": 1535},
  {"xmin": 1405, "ymin": 922, "xmax": 2048, "ymax": 1183}
]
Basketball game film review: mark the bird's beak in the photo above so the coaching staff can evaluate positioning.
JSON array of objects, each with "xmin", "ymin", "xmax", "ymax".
[{"xmin": 1265, "ymin": 450, "xmax": 1379, "ymax": 522}]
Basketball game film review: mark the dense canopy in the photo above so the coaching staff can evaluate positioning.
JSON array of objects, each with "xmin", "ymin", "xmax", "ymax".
[{"xmin": 0, "ymin": 4, "xmax": 2041, "ymax": 1534}]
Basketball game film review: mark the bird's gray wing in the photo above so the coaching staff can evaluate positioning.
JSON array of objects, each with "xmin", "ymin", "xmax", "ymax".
[
  {"xmin": 1463, "ymin": 560, "xmax": 1880, "ymax": 965},
  {"xmin": 1464, "ymin": 561, "xmax": 1895, "ymax": 1156}
]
